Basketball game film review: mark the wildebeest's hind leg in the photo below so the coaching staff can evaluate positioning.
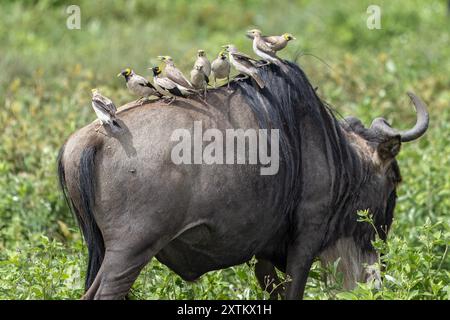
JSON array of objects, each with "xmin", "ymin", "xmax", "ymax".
[
  {"xmin": 83, "ymin": 236, "xmax": 169, "ymax": 300},
  {"xmin": 254, "ymin": 259, "xmax": 285, "ymax": 300}
]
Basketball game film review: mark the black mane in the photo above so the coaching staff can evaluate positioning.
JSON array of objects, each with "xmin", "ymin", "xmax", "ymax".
[{"xmin": 229, "ymin": 61, "xmax": 396, "ymax": 252}]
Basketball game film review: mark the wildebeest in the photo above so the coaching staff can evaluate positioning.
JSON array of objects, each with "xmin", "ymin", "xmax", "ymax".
[{"xmin": 57, "ymin": 61, "xmax": 429, "ymax": 299}]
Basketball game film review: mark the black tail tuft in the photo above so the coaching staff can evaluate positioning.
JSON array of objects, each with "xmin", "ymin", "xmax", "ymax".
[
  {"xmin": 112, "ymin": 119, "xmax": 122, "ymax": 129},
  {"xmin": 79, "ymin": 145, "xmax": 105, "ymax": 290},
  {"xmin": 57, "ymin": 142, "xmax": 105, "ymax": 291}
]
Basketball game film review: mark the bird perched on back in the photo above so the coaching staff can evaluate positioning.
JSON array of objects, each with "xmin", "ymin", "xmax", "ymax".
[
  {"xmin": 91, "ymin": 88, "xmax": 121, "ymax": 132},
  {"xmin": 211, "ymin": 50, "xmax": 231, "ymax": 89},
  {"xmin": 222, "ymin": 44, "xmax": 265, "ymax": 89},
  {"xmin": 158, "ymin": 56, "xmax": 197, "ymax": 96},
  {"xmin": 117, "ymin": 68, "xmax": 162, "ymax": 104},
  {"xmin": 246, "ymin": 29, "xmax": 286, "ymax": 69},
  {"xmin": 246, "ymin": 31, "xmax": 296, "ymax": 52},
  {"xmin": 194, "ymin": 50, "xmax": 211, "ymax": 78},
  {"xmin": 190, "ymin": 64, "xmax": 209, "ymax": 98},
  {"xmin": 150, "ymin": 66, "xmax": 183, "ymax": 104}
]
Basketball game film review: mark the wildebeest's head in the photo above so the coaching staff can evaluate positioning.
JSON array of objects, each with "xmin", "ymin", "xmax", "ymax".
[{"xmin": 320, "ymin": 93, "xmax": 429, "ymax": 289}]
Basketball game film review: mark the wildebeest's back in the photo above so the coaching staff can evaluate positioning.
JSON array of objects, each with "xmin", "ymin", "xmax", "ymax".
[{"xmin": 62, "ymin": 94, "xmax": 287, "ymax": 278}]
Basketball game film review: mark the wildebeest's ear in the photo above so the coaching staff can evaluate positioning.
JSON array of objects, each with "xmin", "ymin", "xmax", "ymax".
[{"xmin": 376, "ymin": 136, "xmax": 401, "ymax": 161}]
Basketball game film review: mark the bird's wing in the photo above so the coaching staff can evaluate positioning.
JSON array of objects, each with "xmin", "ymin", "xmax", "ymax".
[
  {"xmin": 157, "ymin": 77, "xmax": 177, "ymax": 89},
  {"xmin": 134, "ymin": 74, "xmax": 157, "ymax": 89},
  {"xmin": 92, "ymin": 95, "xmax": 117, "ymax": 116},
  {"xmin": 261, "ymin": 35, "xmax": 280, "ymax": 45},
  {"xmin": 231, "ymin": 52, "xmax": 259, "ymax": 67},
  {"xmin": 167, "ymin": 67, "xmax": 193, "ymax": 89},
  {"xmin": 157, "ymin": 77, "xmax": 183, "ymax": 96},
  {"xmin": 211, "ymin": 58, "xmax": 220, "ymax": 69},
  {"xmin": 256, "ymin": 38, "xmax": 277, "ymax": 56}
]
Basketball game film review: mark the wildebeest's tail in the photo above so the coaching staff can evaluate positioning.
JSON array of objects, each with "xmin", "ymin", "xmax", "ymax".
[{"xmin": 57, "ymin": 141, "xmax": 105, "ymax": 291}]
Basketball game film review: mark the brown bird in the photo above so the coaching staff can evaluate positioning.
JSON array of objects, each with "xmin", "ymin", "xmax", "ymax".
[
  {"xmin": 190, "ymin": 64, "xmax": 208, "ymax": 98},
  {"xmin": 194, "ymin": 50, "xmax": 211, "ymax": 78},
  {"xmin": 246, "ymin": 29, "xmax": 285, "ymax": 68},
  {"xmin": 158, "ymin": 56, "xmax": 196, "ymax": 96},
  {"xmin": 117, "ymin": 68, "xmax": 161, "ymax": 104},
  {"xmin": 211, "ymin": 50, "xmax": 231, "ymax": 89},
  {"xmin": 149, "ymin": 66, "xmax": 183, "ymax": 104},
  {"xmin": 91, "ymin": 88, "xmax": 121, "ymax": 132},
  {"xmin": 222, "ymin": 44, "xmax": 264, "ymax": 89},
  {"xmin": 246, "ymin": 31, "xmax": 296, "ymax": 52}
]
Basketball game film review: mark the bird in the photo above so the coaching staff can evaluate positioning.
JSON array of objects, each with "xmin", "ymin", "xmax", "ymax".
[
  {"xmin": 211, "ymin": 50, "xmax": 231, "ymax": 89},
  {"xmin": 247, "ymin": 31, "xmax": 296, "ymax": 52},
  {"xmin": 190, "ymin": 64, "xmax": 209, "ymax": 98},
  {"xmin": 117, "ymin": 68, "xmax": 162, "ymax": 104},
  {"xmin": 246, "ymin": 29, "xmax": 286, "ymax": 68},
  {"xmin": 91, "ymin": 88, "xmax": 121, "ymax": 132},
  {"xmin": 150, "ymin": 66, "xmax": 183, "ymax": 104},
  {"xmin": 222, "ymin": 44, "xmax": 265, "ymax": 89},
  {"xmin": 157, "ymin": 56, "xmax": 197, "ymax": 96},
  {"xmin": 194, "ymin": 49, "xmax": 211, "ymax": 78}
]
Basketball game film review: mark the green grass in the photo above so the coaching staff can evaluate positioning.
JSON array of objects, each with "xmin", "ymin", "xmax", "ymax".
[{"xmin": 0, "ymin": 0, "xmax": 449, "ymax": 299}]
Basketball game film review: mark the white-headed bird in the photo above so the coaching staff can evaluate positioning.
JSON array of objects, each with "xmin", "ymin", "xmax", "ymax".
[
  {"xmin": 222, "ymin": 44, "xmax": 265, "ymax": 89},
  {"xmin": 211, "ymin": 50, "xmax": 231, "ymax": 89},
  {"xmin": 91, "ymin": 88, "xmax": 121, "ymax": 132},
  {"xmin": 117, "ymin": 68, "xmax": 161, "ymax": 104}
]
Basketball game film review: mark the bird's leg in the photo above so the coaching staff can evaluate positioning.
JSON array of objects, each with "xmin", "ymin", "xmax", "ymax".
[
  {"xmin": 234, "ymin": 75, "xmax": 249, "ymax": 82},
  {"xmin": 203, "ymin": 85, "xmax": 207, "ymax": 102},
  {"xmin": 138, "ymin": 97, "xmax": 149, "ymax": 105},
  {"xmin": 213, "ymin": 77, "xmax": 217, "ymax": 89},
  {"xmin": 227, "ymin": 76, "xmax": 232, "ymax": 91},
  {"xmin": 257, "ymin": 60, "xmax": 271, "ymax": 67}
]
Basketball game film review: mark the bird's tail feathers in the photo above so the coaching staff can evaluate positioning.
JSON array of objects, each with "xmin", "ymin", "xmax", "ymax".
[
  {"xmin": 251, "ymin": 73, "xmax": 265, "ymax": 89},
  {"xmin": 274, "ymin": 59, "xmax": 290, "ymax": 73},
  {"xmin": 184, "ymin": 88, "xmax": 200, "ymax": 96}
]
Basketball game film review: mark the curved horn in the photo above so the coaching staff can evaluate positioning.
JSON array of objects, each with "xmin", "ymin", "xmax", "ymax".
[{"xmin": 370, "ymin": 92, "xmax": 429, "ymax": 142}]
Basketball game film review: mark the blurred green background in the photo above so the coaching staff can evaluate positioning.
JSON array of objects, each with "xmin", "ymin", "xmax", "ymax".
[{"xmin": 0, "ymin": 0, "xmax": 449, "ymax": 299}]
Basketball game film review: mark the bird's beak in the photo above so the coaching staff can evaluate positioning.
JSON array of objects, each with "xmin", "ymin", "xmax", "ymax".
[
  {"xmin": 292, "ymin": 37, "xmax": 297, "ymax": 40},
  {"xmin": 117, "ymin": 72, "xmax": 122, "ymax": 77},
  {"xmin": 157, "ymin": 56, "xmax": 165, "ymax": 61}
]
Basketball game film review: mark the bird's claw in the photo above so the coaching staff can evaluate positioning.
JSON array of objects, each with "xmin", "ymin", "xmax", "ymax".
[{"xmin": 163, "ymin": 97, "xmax": 175, "ymax": 105}]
